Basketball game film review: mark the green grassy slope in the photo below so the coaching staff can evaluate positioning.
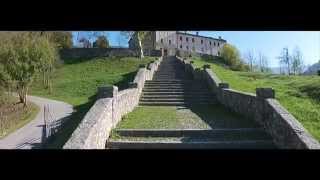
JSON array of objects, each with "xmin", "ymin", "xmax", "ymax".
[
  {"xmin": 30, "ymin": 56, "xmax": 155, "ymax": 148},
  {"xmin": 192, "ymin": 56, "xmax": 320, "ymax": 140}
]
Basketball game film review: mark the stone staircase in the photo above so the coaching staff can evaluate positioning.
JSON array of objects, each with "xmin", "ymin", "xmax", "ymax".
[
  {"xmin": 139, "ymin": 56, "xmax": 217, "ymax": 106},
  {"xmin": 107, "ymin": 128, "xmax": 276, "ymax": 149},
  {"xmin": 106, "ymin": 56, "xmax": 277, "ymax": 149}
]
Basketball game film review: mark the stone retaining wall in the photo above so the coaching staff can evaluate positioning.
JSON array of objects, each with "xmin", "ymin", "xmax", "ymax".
[
  {"xmin": 176, "ymin": 56, "xmax": 320, "ymax": 149},
  {"xmin": 60, "ymin": 48, "xmax": 162, "ymax": 59},
  {"xmin": 60, "ymin": 48, "xmax": 137, "ymax": 59},
  {"xmin": 63, "ymin": 57, "xmax": 162, "ymax": 149}
]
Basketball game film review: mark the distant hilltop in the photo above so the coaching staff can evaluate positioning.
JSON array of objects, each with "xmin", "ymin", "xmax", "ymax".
[{"xmin": 304, "ymin": 61, "xmax": 320, "ymax": 75}]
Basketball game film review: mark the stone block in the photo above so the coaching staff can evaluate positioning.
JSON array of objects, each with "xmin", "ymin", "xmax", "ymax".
[
  {"xmin": 97, "ymin": 85, "xmax": 118, "ymax": 99},
  {"xmin": 256, "ymin": 88, "xmax": 275, "ymax": 99}
]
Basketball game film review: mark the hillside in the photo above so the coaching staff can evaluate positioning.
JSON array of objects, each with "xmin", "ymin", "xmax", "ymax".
[
  {"xmin": 30, "ymin": 56, "xmax": 155, "ymax": 148},
  {"xmin": 192, "ymin": 56, "xmax": 320, "ymax": 140},
  {"xmin": 304, "ymin": 61, "xmax": 320, "ymax": 75}
]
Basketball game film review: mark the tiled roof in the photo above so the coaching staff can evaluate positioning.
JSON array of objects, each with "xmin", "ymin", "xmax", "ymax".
[{"xmin": 176, "ymin": 32, "xmax": 227, "ymax": 42}]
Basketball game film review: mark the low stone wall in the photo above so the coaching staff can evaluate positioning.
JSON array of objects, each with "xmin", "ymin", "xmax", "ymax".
[
  {"xmin": 60, "ymin": 48, "xmax": 137, "ymax": 59},
  {"xmin": 63, "ymin": 57, "xmax": 162, "ymax": 149},
  {"xmin": 176, "ymin": 56, "xmax": 320, "ymax": 149}
]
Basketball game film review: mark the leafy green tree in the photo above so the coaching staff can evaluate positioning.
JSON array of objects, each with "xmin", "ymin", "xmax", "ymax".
[
  {"xmin": 0, "ymin": 32, "xmax": 58, "ymax": 106},
  {"xmin": 220, "ymin": 43, "xmax": 245, "ymax": 71},
  {"xmin": 93, "ymin": 36, "xmax": 109, "ymax": 48}
]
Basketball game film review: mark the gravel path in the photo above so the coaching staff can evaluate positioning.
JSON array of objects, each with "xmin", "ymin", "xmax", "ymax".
[{"xmin": 0, "ymin": 95, "xmax": 73, "ymax": 149}]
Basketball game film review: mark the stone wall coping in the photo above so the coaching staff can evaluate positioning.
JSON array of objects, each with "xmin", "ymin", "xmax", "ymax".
[
  {"xmin": 118, "ymin": 88, "xmax": 137, "ymax": 96},
  {"xmin": 63, "ymin": 56, "xmax": 162, "ymax": 149},
  {"xmin": 223, "ymin": 88, "xmax": 257, "ymax": 97},
  {"xmin": 266, "ymin": 99, "xmax": 320, "ymax": 149},
  {"xmin": 63, "ymin": 98, "xmax": 113, "ymax": 149},
  {"xmin": 205, "ymin": 69, "xmax": 222, "ymax": 85}
]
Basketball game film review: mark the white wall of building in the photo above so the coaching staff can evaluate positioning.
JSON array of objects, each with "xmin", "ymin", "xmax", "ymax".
[{"xmin": 154, "ymin": 31, "xmax": 226, "ymax": 56}]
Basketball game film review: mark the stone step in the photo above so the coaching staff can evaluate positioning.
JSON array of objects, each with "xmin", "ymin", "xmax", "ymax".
[
  {"xmin": 142, "ymin": 89, "xmax": 211, "ymax": 93},
  {"xmin": 141, "ymin": 95, "xmax": 215, "ymax": 98},
  {"xmin": 106, "ymin": 139, "xmax": 276, "ymax": 149},
  {"xmin": 139, "ymin": 98, "xmax": 215, "ymax": 102},
  {"xmin": 114, "ymin": 128, "xmax": 271, "ymax": 140},
  {"xmin": 146, "ymin": 80, "xmax": 193, "ymax": 83},
  {"xmin": 144, "ymin": 86, "xmax": 207, "ymax": 89},
  {"xmin": 142, "ymin": 92, "xmax": 213, "ymax": 95},
  {"xmin": 139, "ymin": 102, "xmax": 216, "ymax": 106}
]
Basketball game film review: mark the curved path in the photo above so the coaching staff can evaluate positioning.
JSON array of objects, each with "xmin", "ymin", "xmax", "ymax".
[{"xmin": 0, "ymin": 95, "xmax": 73, "ymax": 149}]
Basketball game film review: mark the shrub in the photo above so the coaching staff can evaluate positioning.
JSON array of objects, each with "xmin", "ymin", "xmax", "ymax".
[
  {"xmin": 221, "ymin": 43, "xmax": 249, "ymax": 71},
  {"xmin": 318, "ymin": 70, "xmax": 320, "ymax": 76},
  {"xmin": 93, "ymin": 36, "xmax": 109, "ymax": 48}
]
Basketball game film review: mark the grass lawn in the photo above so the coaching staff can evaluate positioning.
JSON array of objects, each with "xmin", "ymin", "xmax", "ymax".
[
  {"xmin": 115, "ymin": 105, "xmax": 258, "ymax": 130},
  {"xmin": 30, "ymin": 56, "xmax": 156, "ymax": 148},
  {"xmin": 0, "ymin": 96, "xmax": 39, "ymax": 139},
  {"xmin": 191, "ymin": 56, "xmax": 320, "ymax": 140}
]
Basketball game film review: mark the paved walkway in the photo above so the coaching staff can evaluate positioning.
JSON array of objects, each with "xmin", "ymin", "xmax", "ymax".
[{"xmin": 0, "ymin": 95, "xmax": 73, "ymax": 149}]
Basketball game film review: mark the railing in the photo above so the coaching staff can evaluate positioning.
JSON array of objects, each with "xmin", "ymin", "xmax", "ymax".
[{"xmin": 43, "ymin": 104, "xmax": 61, "ymax": 141}]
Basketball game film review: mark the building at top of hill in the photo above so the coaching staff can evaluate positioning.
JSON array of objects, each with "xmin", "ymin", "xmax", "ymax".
[{"xmin": 129, "ymin": 31, "xmax": 227, "ymax": 57}]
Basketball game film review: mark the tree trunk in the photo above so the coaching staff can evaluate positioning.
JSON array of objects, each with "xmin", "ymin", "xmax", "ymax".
[
  {"xmin": 18, "ymin": 85, "xmax": 28, "ymax": 107},
  {"xmin": 138, "ymin": 37, "xmax": 144, "ymax": 59}
]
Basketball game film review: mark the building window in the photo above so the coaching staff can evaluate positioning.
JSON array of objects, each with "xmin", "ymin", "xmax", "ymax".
[
  {"xmin": 180, "ymin": 45, "xmax": 182, "ymax": 49},
  {"xmin": 161, "ymin": 39, "xmax": 163, "ymax": 44},
  {"xmin": 186, "ymin": 46, "xmax": 189, "ymax": 50},
  {"xmin": 209, "ymin": 41, "xmax": 211, "ymax": 46},
  {"xmin": 218, "ymin": 42, "xmax": 220, "ymax": 47},
  {"xmin": 214, "ymin": 42, "xmax": 216, "ymax": 46},
  {"xmin": 186, "ymin": 37, "xmax": 188, "ymax": 42},
  {"xmin": 201, "ymin": 40, "xmax": 203, "ymax": 44},
  {"xmin": 169, "ymin": 40, "xmax": 171, "ymax": 45},
  {"xmin": 180, "ymin": 36, "xmax": 182, "ymax": 41}
]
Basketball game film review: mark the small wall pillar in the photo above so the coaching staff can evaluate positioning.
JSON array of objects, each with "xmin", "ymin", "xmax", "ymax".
[
  {"xmin": 256, "ymin": 88, "xmax": 275, "ymax": 99},
  {"xmin": 97, "ymin": 85, "xmax": 118, "ymax": 99}
]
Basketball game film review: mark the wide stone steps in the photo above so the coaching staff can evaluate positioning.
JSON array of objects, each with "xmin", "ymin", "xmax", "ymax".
[
  {"xmin": 138, "ymin": 102, "xmax": 216, "ymax": 106},
  {"xmin": 139, "ymin": 99, "xmax": 215, "ymax": 103},
  {"xmin": 106, "ymin": 139, "xmax": 275, "ymax": 149},
  {"xmin": 141, "ymin": 95, "xmax": 214, "ymax": 98},
  {"xmin": 114, "ymin": 128, "xmax": 271, "ymax": 140},
  {"xmin": 141, "ymin": 92, "xmax": 213, "ymax": 96}
]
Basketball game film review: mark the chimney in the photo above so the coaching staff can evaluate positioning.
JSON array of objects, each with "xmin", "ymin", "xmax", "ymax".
[
  {"xmin": 196, "ymin": 32, "xmax": 199, "ymax": 36},
  {"xmin": 219, "ymin": 36, "xmax": 221, "ymax": 39}
]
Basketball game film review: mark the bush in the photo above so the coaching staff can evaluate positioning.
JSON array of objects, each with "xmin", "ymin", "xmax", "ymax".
[
  {"xmin": 318, "ymin": 70, "xmax": 320, "ymax": 76},
  {"xmin": 93, "ymin": 36, "xmax": 109, "ymax": 48},
  {"xmin": 220, "ymin": 43, "xmax": 249, "ymax": 71}
]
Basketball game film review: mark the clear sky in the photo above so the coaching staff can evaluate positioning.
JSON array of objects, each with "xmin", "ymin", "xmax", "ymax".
[{"xmin": 72, "ymin": 31, "xmax": 320, "ymax": 67}]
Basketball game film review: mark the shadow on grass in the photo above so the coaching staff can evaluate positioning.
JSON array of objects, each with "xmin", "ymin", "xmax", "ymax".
[{"xmin": 115, "ymin": 71, "xmax": 137, "ymax": 90}]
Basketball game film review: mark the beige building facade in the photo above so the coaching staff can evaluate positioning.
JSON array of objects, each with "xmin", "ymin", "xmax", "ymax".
[{"xmin": 129, "ymin": 31, "xmax": 227, "ymax": 56}]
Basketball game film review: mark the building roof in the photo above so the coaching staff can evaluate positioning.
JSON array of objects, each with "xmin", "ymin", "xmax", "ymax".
[{"xmin": 176, "ymin": 32, "xmax": 227, "ymax": 42}]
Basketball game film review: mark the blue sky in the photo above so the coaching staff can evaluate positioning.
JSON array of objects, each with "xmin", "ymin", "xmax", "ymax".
[{"xmin": 72, "ymin": 31, "xmax": 320, "ymax": 67}]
